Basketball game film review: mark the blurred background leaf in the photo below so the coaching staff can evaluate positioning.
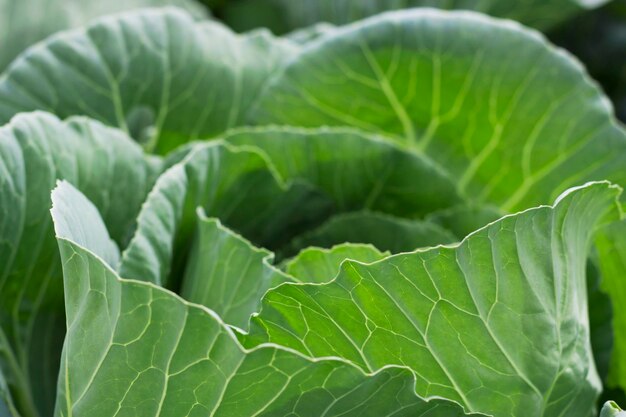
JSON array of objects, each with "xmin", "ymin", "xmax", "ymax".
[
  {"xmin": 0, "ymin": 0, "xmax": 208, "ymax": 72},
  {"xmin": 550, "ymin": 0, "xmax": 626, "ymax": 122}
]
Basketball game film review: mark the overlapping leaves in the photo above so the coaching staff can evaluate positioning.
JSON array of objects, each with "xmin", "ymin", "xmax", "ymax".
[
  {"xmin": 0, "ymin": 113, "xmax": 159, "ymax": 416},
  {"xmin": 0, "ymin": 5, "xmax": 625, "ymax": 417},
  {"xmin": 51, "ymin": 179, "xmax": 621, "ymax": 416},
  {"xmin": 3, "ymin": 7, "xmax": 624, "ymax": 207},
  {"xmin": 52, "ymin": 181, "xmax": 476, "ymax": 417},
  {"xmin": 0, "ymin": 8, "xmax": 296, "ymax": 154}
]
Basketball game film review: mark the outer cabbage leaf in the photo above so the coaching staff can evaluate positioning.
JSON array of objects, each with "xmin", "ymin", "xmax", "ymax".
[
  {"xmin": 50, "ymin": 181, "xmax": 624, "ymax": 417},
  {"xmin": 50, "ymin": 182, "xmax": 479, "ymax": 417},
  {"xmin": 0, "ymin": 112, "xmax": 158, "ymax": 417},
  {"xmin": 0, "ymin": 8, "xmax": 296, "ymax": 153},
  {"xmin": 251, "ymin": 10, "xmax": 626, "ymax": 211},
  {"xmin": 0, "ymin": 0, "xmax": 207, "ymax": 72},
  {"xmin": 244, "ymin": 182, "xmax": 622, "ymax": 417}
]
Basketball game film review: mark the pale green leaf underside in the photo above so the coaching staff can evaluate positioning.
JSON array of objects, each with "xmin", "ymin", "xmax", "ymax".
[
  {"xmin": 0, "ymin": 112, "xmax": 158, "ymax": 417},
  {"xmin": 251, "ymin": 10, "xmax": 626, "ymax": 211},
  {"xmin": 51, "ymin": 183, "xmax": 477, "ymax": 417},
  {"xmin": 244, "ymin": 182, "xmax": 622, "ymax": 417},
  {"xmin": 51, "ymin": 181, "xmax": 121, "ymax": 268},
  {"xmin": 0, "ymin": 0, "xmax": 207, "ymax": 72},
  {"xmin": 0, "ymin": 8, "xmax": 296, "ymax": 154}
]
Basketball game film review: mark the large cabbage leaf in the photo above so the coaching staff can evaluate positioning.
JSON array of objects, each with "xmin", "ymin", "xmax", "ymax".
[
  {"xmin": 2, "ymin": 7, "xmax": 624, "ymax": 184},
  {"xmin": 250, "ymin": 9, "xmax": 626, "ymax": 211},
  {"xmin": 0, "ymin": 6, "xmax": 625, "ymax": 416},
  {"xmin": 51, "ymin": 181, "xmax": 478, "ymax": 417},
  {"xmin": 51, "ymin": 179, "xmax": 621, "ymax": 416},
  {"xmin": 0, "ymin": 8, "xmax": 296, "ymax": 153},
  {"xmin": 245, "ymin": 183, "xmax": 622, "ymax": 416},
  {"xmin": 0, "ymin": 112, "xmax": 159, "ymax": 416},
  {"xmin": 1, "ymin": 9, "xmax": 624, "ymax": 212}
]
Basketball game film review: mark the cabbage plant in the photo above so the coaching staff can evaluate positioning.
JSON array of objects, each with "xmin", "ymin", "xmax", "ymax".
[{"xmin": 0, "ymin": 6, "xmax": 626, "ymax": 417}]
